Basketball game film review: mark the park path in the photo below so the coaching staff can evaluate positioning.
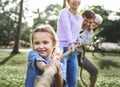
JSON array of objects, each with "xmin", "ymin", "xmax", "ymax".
[
  {"xmin": 99, "ymin": 42, "xmax": 120, "ymax": 52},
  {"xmin": 0, "ymin": 42, "xmax": 120, "ymax": 52},
  {"xmin": 0, "ymin": 48, "xmax": 32, "ymax": 52}
]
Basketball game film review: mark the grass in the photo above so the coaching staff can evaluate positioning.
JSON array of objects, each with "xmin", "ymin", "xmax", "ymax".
[
  {"xmin": 0, "ymin": 51, "xmax": 28, "ymax": 87},
  {"xmin": 0, "ymin": 51, "xmax": 120, "ymax": 87},
  {"xmin": 77, "ymin": 52, "xmax": 120, "ymax": 87}
]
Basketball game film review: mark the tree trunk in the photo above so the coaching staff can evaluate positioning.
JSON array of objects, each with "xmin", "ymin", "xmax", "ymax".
[
  {"xmin": 63, "ymin": 0, "xmax": 66, "ymax": 8},
  {"xmin": 12, "ymin": 0, "xmax": 23, "ymax": 54}
]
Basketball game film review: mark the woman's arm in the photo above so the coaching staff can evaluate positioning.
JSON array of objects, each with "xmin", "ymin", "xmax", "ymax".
[{"xmin": 58, "ymin": 9, "xmax": 73, "ymax": 45}]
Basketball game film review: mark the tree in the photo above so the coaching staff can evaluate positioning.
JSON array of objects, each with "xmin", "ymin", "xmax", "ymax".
[
  {"xmin": 33, "ymin": 4, "xmax": 62, "ymax": 31},
  {"xmin": 0, "ymin": 0, "xmax": 19, "ymax": 46},
  {"xmin": 12, "ymin": 0, "xmax": 23, "ymax": 54},
  {"xmin": 63, "ymin": 0, "xmax": 66, "ymax": 8},
  {"xmin": 90, "ymin": 5, "xmax": 120, "ymax": 42}
]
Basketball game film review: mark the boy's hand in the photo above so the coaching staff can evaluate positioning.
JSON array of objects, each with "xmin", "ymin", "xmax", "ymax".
[{"xmin": 77, "ymin": 41, "xmax": 82, "ymax": 48}]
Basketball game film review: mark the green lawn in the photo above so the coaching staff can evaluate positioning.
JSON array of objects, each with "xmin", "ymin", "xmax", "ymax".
[
  {"xmin": 0, "ymin": 51, "xmax": 28, "ymax": 87},
  {"xmin": 77, "ymin": 52, "xmax": 120, "ymax": 87},
  {"xmin": 0, "ymin": 51, "xmax": 120, "ymax": 87}
]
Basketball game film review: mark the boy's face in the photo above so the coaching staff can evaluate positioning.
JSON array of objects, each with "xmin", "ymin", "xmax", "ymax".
[
  {"xmin": 32, "ymin": 32, "xmax": 55, "ymax": 58},
  {"xmin": 82, "ymin": 16, "xmax": 94, "ymax": 29}
]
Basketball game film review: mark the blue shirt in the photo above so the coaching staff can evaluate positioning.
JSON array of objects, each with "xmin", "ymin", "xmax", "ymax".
[{"xmin": 25, "ymin": 50, "xmax": 66, "ymax": 87}]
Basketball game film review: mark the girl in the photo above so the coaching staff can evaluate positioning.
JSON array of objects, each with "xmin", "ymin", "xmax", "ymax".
[{"xmin": 25, "ymin": 24, "xmax": 66, "ymax": 87}]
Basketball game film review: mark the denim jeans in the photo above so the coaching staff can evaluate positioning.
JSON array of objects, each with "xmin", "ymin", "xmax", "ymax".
[{"xmin": 61, "ymin": 47, "xmax": 78, "ymax": 87}]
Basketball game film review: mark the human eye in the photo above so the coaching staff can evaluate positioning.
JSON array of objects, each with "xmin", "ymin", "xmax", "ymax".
[
  {"xmin": 90, "ymin": 21, "xmax": 93, "ymax": 24},
  {"xmin": 43, "ymin": 41, "xmax": 49, "ymax": 44},
  {"xmin": 85, "ymin": 19, "xmax": 88, "ymax": 23},
  {"xmin": 34, "ymin": 41, "xmax": 39, "ymax": 45},
  {"xmin": 94, "ymin": 21, "xmax": 98, "ymax": 25}
]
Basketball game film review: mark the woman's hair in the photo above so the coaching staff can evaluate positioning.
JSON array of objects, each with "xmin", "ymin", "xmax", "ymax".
[
  {"xmin": 95, "ymin": 14, "xmax": 103, "ymax": 25},
  {"xmin": 31, "ymin": 24, "xmax": 58, "ymax": 48},
  {"xmin": 66, "ymin": 0, "xmax": 70, "ymax": 8}
]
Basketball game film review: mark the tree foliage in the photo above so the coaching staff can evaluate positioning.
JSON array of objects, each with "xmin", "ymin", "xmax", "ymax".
[
  {"xmin": 32, "ymin": 4, "xmax": 62, "ymax": 31},
  {"xmin": 0, "ymin": 1, "xmax": 120, "ymax": 51},
  {"xmin": 89, "ymin": 5, "xmax": 120, "ymax": 42},
  {"xmin": 0, "ymin": 0, "xmax": 29, "ymax": 50},
  {"xmin": 0, "ymin": 0, "xmax": 19, "ymax": 46}
]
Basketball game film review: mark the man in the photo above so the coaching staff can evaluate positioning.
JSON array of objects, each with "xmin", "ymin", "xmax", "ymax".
[{"xmin": 78, "ymin": 13, "xmax": 103, "ymax": 87}]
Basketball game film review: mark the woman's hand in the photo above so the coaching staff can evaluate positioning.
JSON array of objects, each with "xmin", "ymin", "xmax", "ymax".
[{"xmin": 68, "ymin": 43, "xmax": 75, "ymax": 53}]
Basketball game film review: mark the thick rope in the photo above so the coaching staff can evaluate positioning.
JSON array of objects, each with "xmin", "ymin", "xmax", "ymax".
[
  {"xmin": 35, "ymin": 66, "xmax": 56, "ymax": 87},
  {"xmin": 35, "ymin": 45, "xmax": 78, "ymax": 87},
  {"xmin": 60, "ymin": 45, "xmax": 78, "ymax": 59},
  {"xmin": 80, "ymin": 45, "xmax": 88, "ymax": 87}
]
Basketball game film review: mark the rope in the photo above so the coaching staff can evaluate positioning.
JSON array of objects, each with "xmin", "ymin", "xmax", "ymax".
[
  {"xmin": 80, "ymin": 45, "xmax": 88, "ymax": 87},
  {"xmin": 60, "ymin": 45, "xmax": 78, "ymax": 59},
  {"xmin": 35, "ymin": 45, "xmax": 78, "ymax": 87},
  {"xmin": 35, "ymin": 66, "xmax": 55, "ymax": 87},
  {"xmin": 60, "ymin": 44, "xmax": 88, "ymax": 87}
]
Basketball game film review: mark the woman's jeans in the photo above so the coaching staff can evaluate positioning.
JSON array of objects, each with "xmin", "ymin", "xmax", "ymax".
[{"xmin": 61, "ymin": 47, "xmax": 78, "ymax": 87}]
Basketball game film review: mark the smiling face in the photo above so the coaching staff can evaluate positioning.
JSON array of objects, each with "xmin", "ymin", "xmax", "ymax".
[
  {"xmin": 32, "ymin": 32, "xmax": 55, "ymax": 58},
  {"xmin": 90, "ymin": 14, "xmax": 103, "ymax": 30},
  {"xmin": 90, "ymin": 19, "xmax": 99, "ymax": 29},
  {"xmin": 67, "ymin": 0, "xmax": 81, "ymax": 10},
  {"xmin": 82, "ymin": 16, "xmax": 94, "ymax": 29},
  {"xmin": 81, "ymin": 10, "xmax": 95, "ymax": 29}
]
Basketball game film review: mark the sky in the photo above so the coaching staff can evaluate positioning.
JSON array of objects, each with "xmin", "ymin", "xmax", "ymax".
[
  {"xmin": 28, "ymin": 0, "xmax": 120, "ymax": 11},
  {"xmin": 26, "ymin": 0, "xmax": 120, "ymax": 26}
]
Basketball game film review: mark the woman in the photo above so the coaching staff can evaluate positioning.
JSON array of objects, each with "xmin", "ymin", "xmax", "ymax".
[{"xmin": 57, "ymin": 0, "xmax": 82, "ymax": 87}]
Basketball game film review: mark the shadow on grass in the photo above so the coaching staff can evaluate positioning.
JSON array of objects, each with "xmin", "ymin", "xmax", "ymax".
[
  {"xmin": 98, "ymin": 60, "xmax": 120, "ymax": 69},
  {"xmin": 92, "ymin": 55, "xmax": 120, "ymax": 70},
  {"xmin": 0, "ymin": 53, "xmax": 17, "ymax": 66}
]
